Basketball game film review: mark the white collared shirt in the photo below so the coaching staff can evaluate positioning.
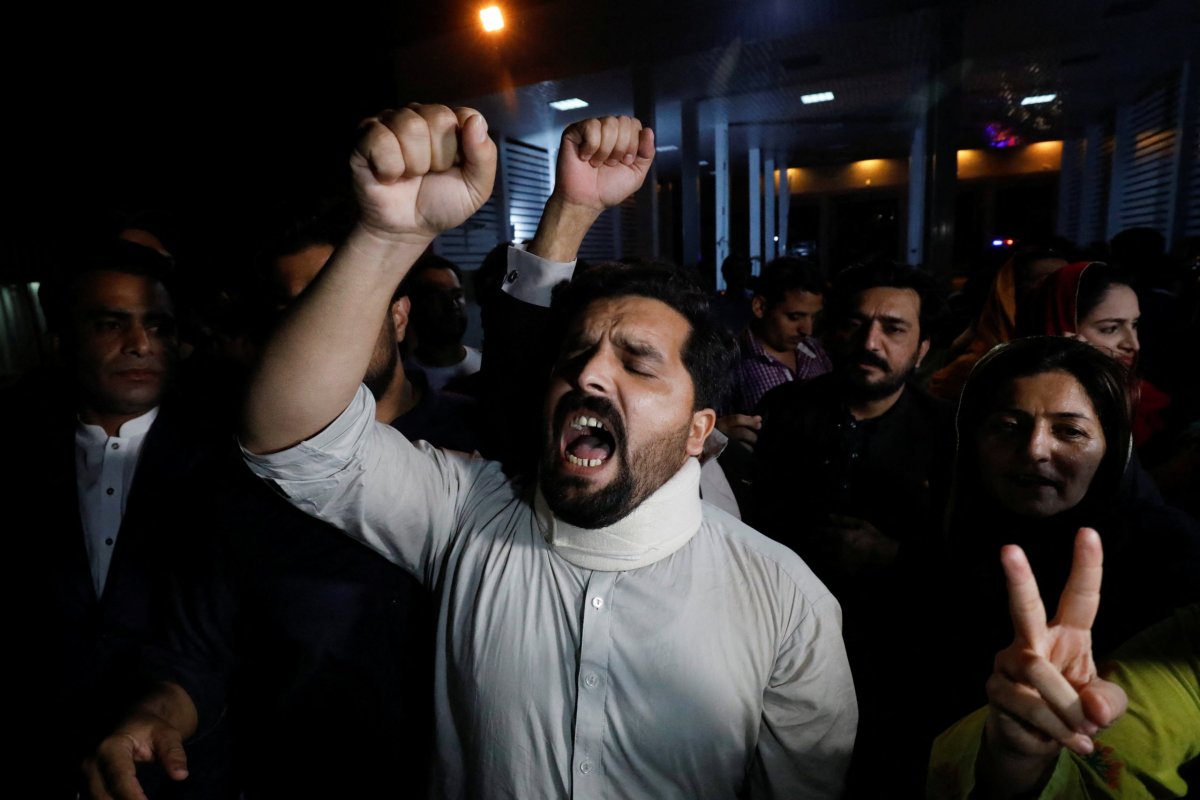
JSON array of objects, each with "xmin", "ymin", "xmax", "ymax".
[
  {"xmin": 75, "ymin": 406, "xmax": 159, "ymax": 596},
  {"xmin": 243, "ymin": 386, "xmax": 856, "ymax": 799}
]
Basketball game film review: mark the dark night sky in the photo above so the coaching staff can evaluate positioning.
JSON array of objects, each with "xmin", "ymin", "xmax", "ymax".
[
  {"xmin": 4, "ymin": 4, "xmax": 459, "ymax": 279},
  {"xmin": 3, "ymin": 2, "xmax": 565, "ymax": 279}
]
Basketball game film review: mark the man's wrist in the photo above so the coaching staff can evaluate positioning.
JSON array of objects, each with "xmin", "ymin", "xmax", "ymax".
[
  {"xmin": 528, "ymin": 197, "xmax": 602, "ymax": 262},
  {"xmin": 350, "ymin": 221, "xmax": 435, "ymax": 251},
  {"xmin": 341, "ymin": 224, "xmax": 435, "ymax": 281}
]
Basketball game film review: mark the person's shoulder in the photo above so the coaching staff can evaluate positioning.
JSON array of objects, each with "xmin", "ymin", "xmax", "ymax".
[
  {"xmin": 699, "ymin": 502, "xmax": 836, "ymax": 608},
  {"xmin": 759, "ymin": 371, "xmax": 836, "ymax": 412},
  {"xmin": 903, "ymin": 381, "xmax": 954, "ymax": 413},
  {"xmin": 418, "ymin": 440, "xmax": 523, "ymax": 508},
  {"xmin": 140, "ymin": 400, "xmax": 226, "ymax": 471},
  {"xmin": 896, "ymin": 382, "xmax": 956, "ymax": 433},
  {"xmin": 1123, "ymin": 499, "xmax": 1200, "ymax": 547}
]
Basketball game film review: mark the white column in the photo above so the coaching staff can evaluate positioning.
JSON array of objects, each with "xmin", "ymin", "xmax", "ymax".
[
  {"xmin": 749, "ymin": 146, "xmax": 762, "ymax": 276},
  {"xmin": 633, "ymin": 66, "xmax": 659, "ymax": 257},
  {"xmin": 777, "ymin": 156, "xmax": 790, "ymax": 256},
  {"xmin": 764, "ymin": 155, "xmax": 776, "ymax": 263},
  {"xmin": 680, "ymin": 99, "xmax": 701, "ymax": 271},
  {"xmin": 907, "ymin": 121, "xmax": 926, "ymax": 266},
  {"xmin": 714, "ymin": 107, "xmax": 730, "ymax": 290},
  {"xmin": 1106, "ymin": 104, "xmax": 1134, "ymax": 241}
]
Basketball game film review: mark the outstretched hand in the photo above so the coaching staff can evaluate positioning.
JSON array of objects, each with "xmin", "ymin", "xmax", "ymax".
[
  {"xmin": 985, "ymin": 528, "xmax": 1128, "ymax": 765},
  {"xmin": 555, "ymin": 115, "xmax": 655, "ymax": 213},
  {"xmin": 351, "ymin": 104, "xmax": 497, "ymax": 243},
  {"xmin": 82, "ymin": 710, "xmax": 189, "ymax": 800}
]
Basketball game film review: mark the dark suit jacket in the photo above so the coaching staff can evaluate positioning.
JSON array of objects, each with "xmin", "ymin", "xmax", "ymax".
[
  {"xmin": 9, "ymin": 399, "xmax": 229, "ymax": 798},
  {"xmin": 160, "ymin": 439, "xmax": 437, "ymax": 800}
]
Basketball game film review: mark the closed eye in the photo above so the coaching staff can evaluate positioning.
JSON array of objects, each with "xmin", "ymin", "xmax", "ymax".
[{"xmin": 625, "ymin": 361, "xmax": 657, "ymax": 378}]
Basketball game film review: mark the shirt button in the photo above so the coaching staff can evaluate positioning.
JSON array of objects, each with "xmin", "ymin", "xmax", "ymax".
[
  {"xmin": 111, "ymin": 443, "xmax": 120, "ymax": 450},
  {"xmin": 584, "ymin": 673, "xmax": 599, "ymax": 689},
  {"xmin": 105, "ymin": 538, "xmax": 114, "ymax": 546},
  {"xmin": 579, "ymin": 759, "xmax": 592, "ymax": 775},
  {"xmin": 506, "ymin": 269, "xmax": 519, "ymax": 283},
  {"xmin": 591, "ymin": 596, "xmax": 604, "ymax": 610},
  {"xmin": 106, "ymin": 487, "xmax": 115, "ymax": 496}
]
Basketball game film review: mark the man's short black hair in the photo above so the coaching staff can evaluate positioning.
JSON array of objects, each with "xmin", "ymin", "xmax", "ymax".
[
  {"xmin": 408, "ymin": 252, "xmax": 464, "ymax": 285},
  {"xmin": 755, "ymin": 257, "xmax": 825, "ymax": 308},
  {"xmin": 255, "ymin": 195, "xmax": 356, "ymax": 269},
  {"xmin": 40, "ymin": 239, "xmax": 176, "ymax": 334},
  {"xmin": 551, "ymin": 262, "xmax": 736, "ymax": 411},
  {"xmin": 826, "ymin": 259, "xmax": 944, "ymax": 341},
  {"xmin": 396, "ymin": 252, "xmax": 467, "ymax": 308}
]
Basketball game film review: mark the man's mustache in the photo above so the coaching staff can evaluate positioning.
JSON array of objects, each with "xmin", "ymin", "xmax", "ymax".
[{"xmin": 849, "ymin": 351, "xmax": 889, "ymax": 371}]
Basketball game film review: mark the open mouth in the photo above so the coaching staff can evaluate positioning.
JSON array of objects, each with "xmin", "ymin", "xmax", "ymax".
[{"xmin": 561, "ymin": 414, "xmax": 617, "ymax": 469}]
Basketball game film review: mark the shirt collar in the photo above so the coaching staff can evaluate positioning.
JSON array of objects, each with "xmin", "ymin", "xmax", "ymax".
[
  {"xmin": 741, "ymin": 326, "xmax": 817, "ymax": 364},
  {"xmin": 534, "ymin": 458, "xmax": 704, "ymax": 572},
  {"xmin": 76, "ymin": 406, "xmax": 160, "ymax": 443}
]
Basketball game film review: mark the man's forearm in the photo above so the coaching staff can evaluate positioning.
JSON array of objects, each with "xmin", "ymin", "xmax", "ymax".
[
  {"xmin": 527, "ymin": 197, "xmax": 601, "ymax": 262},
  {"xmin": 242, "ymin": 225, "xmax": 427, "ymax": 454}
]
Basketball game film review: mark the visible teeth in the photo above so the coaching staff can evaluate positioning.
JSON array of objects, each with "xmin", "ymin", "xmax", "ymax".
[
  {"xmin": 566, "ymin": 453, "xmax": 605, "ymax": 468},
  {"xmin": 570, "ymin": 415, "xmax": 606, "ymax": 431}
]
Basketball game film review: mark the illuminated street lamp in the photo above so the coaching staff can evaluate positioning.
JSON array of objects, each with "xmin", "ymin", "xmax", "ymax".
[{"xmin": 480, "ymin": 6, "xmax": 504, "ymax": 32}]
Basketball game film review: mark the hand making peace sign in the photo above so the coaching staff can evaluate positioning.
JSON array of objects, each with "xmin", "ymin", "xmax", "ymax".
[{"xmin": 984, "ymin": 528, "xmax": 1129, "ymax": 770}]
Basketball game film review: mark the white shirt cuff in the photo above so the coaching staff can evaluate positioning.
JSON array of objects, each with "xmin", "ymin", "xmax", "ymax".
[{"xmin": 501, "ymin": 244, "xmax": 576, "ymax": 308}]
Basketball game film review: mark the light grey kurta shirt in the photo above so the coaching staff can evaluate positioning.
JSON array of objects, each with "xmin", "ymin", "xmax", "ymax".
[{"xmin": 244, "ymin": 387, "xmax": 857, "ymax": 799}]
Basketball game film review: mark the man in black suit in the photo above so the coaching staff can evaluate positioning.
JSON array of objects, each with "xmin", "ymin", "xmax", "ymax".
[{"xmin": 10, "ymin": 239, "xmax": 230, "ymax": 798}]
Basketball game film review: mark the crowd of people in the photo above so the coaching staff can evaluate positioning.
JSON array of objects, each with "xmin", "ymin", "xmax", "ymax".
[{"xmin": 4, "ymin": 105, "xmax": 1197, "ymax": 799}]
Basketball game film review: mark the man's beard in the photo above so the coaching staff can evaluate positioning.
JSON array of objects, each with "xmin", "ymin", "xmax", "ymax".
[
  {"xmin": 837, "ymin": 349, "xmax": 918, "ymax": 402},
  {"xmin": 539, "ymin": 392, "xmax": 690, "ymax": 529},
  {"xmin": 364, "ymin": 335, "xmax": 399, "ymax": 401}
]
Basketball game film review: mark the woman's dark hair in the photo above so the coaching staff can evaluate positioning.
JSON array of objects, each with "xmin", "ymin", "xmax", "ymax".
[
  {"xmin": 949, "ymin": 336, "xmax": 1133, "ymax": 530},
  {"xmin": 551, "ymin": 261, "xmax": 736, "ymax": 411},
  {"xmin": 1076, "ymin": 262, "xmax": 1135, "ymax": 323}
]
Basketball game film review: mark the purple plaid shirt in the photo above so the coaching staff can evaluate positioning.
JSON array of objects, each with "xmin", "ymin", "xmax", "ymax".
[{"xmin": 728, "ymin": 327, "xmax": 833, "ymax": 414}]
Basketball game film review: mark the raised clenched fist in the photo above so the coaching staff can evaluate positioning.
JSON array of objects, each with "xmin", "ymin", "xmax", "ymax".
[{"xmin": 351, "ymin": 104, "xmax": 498, "ymax": 243}]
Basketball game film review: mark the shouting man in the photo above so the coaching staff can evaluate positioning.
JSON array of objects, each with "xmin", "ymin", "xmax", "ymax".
[{"xmin": 95, "ymin": 106, "xmax": 857, "ymax": 799}]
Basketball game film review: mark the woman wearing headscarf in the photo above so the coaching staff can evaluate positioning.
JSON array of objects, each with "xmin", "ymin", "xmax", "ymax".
[
  {"xmin": 929, "ymin": 248, "xmax": 1066, "ymax": 401},
  {"xmin": 925, "ymin": 337, "xmax": 1199, "ymax": 738},
  {"xmin": 1022, "ymin": 260, "xmax": 1171, "ymax": 450}
]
